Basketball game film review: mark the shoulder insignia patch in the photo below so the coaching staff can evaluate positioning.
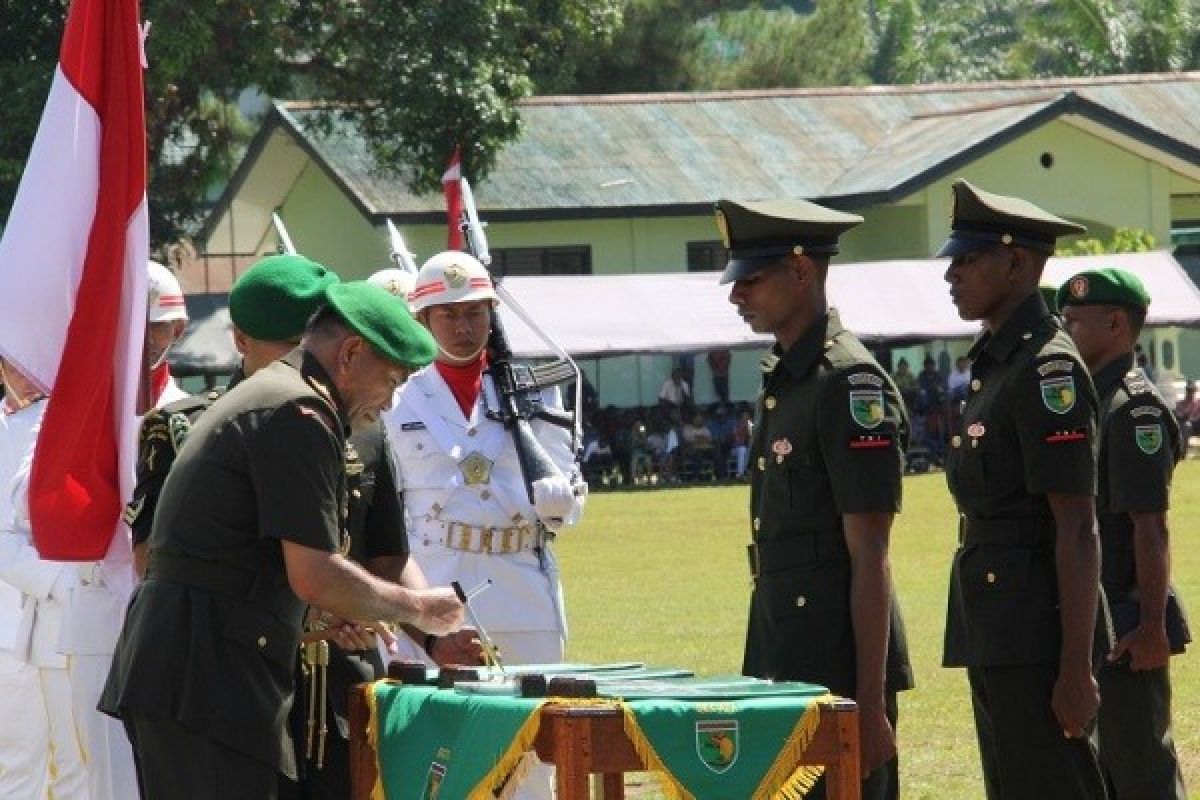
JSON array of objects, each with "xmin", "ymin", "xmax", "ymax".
[
  {"xmin": 1129, "ymin": 405, "xmax": 1163, "ymax": 418},
  {"xmin": 1040, "ymin": 376, "xmax": 1076, "ymax": 414},
  {"xmin": 849, "ymin": 390, "xmax": 885, "ymax": 429},
  {"xmin": 167, "ymin": 412, "xmax": 192, "ymax": 453},
  {"xmin": 1135, "ymin": 424, "xmax": 1163, "ymax": 454},
  {"xmin": 1044, "ymin": 428, "xmax": 1088, "ymax": 444},
  {"xmin": 400, "ymin": 421, "xmax": 427, "ymax": 431},
  {"xmin": 122, "ymin": 497, "xmax": 144, "ymax": 526},
  {"xmin": 1037, "ymin": 359, "xmax": 1075, "ymax": 376},
  {"xmin": 847, "ymin": 371, "xmax": 884, "ymax": 388}
]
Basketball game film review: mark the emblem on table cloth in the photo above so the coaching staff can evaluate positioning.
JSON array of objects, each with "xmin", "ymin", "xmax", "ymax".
[
  {"xmin": 459, "ymin": 451, "xmax": 494, "ymax": 485},
  {"xmin": 849, "ymin": 390, "xmax": 885, "ymax": 429},
  {"xmin": 421, "ymin": 760, "xmax": 447, "ymax": 800},
  {"xmin": 696, "ymin": 719, "xmax": 739, "ymax": 773},
  {"xmin": 1039, "ymin": 376, "xmax": 1076, "ymax": 414},
  {"xmin": 1135, "ymin": 424, "xmax": 1163, "ymax": 455}
]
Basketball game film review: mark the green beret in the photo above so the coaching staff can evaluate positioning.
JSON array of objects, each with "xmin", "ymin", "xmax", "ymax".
[
  {"xmin": 324, "ymin": 281, "xmax": 437, "ymax": 367},
  {"xmin": 230, "ymin": 254, "xmax": 340, "ymax": 341},
  {"xmin": 1056, "ymin": 268, "xmax": 1151, "ymax": 311}
]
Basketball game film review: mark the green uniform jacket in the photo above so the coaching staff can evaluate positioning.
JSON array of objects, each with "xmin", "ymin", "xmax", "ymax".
[
  {"xmin": 101, "ymin": 350, "xmax": 347, "ymax": 779},
  {"xmin": 943, "ymin": 293, "xmax": 1111, "ymax": 668},
  {"xmin": 742, "ymin": 310, "xmax": 914, "ymax": 698},
  {"xmin": 1093, "ymin": 354, "xmax": 1191, "ymax": 652}
]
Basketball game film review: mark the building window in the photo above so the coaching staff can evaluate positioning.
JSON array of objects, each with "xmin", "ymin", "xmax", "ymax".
[
  {"xmin": 490, "ymin": 246, "xmax": 591, "ymax": 276},
  {"xmin": 687, "ymin": 241, "xmax": 727, "ymax": 272}
]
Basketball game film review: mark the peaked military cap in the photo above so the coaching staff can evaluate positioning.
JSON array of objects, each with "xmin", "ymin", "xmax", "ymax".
[
  {"xmin": 324, "ymin": 281, "xmax": 437, "ymax": 368},
  {"xmin": 230, "ymin": 254, "xmax": 340, "ymax": 341},
  {"xmin": 1056, "ymin": 267, "xmax": 1151, "ymax": 311},
  {"xmin": 937, "ymin": 180, "xmax": 1086, "ymax": 258},
  {"xmin": 715, "ymin": 198, "xmax": 864, "ymax": 284}
]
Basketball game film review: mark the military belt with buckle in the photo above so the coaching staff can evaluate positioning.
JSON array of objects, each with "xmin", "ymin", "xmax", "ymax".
[
  {"xmin": 958, "ymin": 515, "xmax": 1054, "ymax": 548},
  {"xmin": 442, "ymin": 522, "xmax": 538, "ymax": 555}
]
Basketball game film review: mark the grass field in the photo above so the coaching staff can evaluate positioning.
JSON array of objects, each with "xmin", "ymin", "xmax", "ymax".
[{"xmin": 555, "ymin": 461, "xmax": 1200, "ymax": 799}]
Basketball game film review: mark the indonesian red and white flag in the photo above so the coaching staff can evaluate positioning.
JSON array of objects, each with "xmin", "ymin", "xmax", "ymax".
[
  {"xmin": 442, "ymin": 145, "xmax": 465, "ymax": 251},
  {"xmin": 0, "ymin": 0, "xmax": 148, "ymax": 567}
]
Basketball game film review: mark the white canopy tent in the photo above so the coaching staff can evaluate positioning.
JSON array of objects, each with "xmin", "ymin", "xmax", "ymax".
[{"xmin": 497, "ymin": 251, "xmax": 1200, "ymax": 358}]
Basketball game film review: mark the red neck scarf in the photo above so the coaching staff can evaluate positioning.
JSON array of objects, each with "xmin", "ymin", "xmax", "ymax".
[
  {"xmin": 435, "ymin": 355, "xmax": 487, "ymax": 418},
  {"xmin": 151, "ymin": 362, "xmax": 171, "ymax": 406}
]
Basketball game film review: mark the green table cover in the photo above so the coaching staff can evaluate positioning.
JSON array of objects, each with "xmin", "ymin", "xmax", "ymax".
[{"xmin": 368, "ymin": 672, "xmax": 833, "ymax": 800}]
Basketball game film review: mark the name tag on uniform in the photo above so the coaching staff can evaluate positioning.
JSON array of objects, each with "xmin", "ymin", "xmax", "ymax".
[{"xmin": 400, "ymin": 421, "xmax": 427, "ymax": 431}]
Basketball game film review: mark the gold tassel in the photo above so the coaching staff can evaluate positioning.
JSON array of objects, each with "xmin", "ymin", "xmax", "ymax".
[
  {"xmin": 466, "ymin": 700, "xmax": 547, "ymax": 800},
  {"xmin": 618, "ymin": 703, "xmax": 696, "ymax": 800},
  {"xmin": 365, "ymin": 680, "xmax": 389, "ymax": 800},
  {"xmin": 752, "ymin": 694, "xmax": 831, "ymax": 800}
]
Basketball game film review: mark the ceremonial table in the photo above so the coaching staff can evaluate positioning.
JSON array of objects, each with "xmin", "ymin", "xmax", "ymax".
[{"xmin": 349, "ymin": 664, "xmax": 860, "ymax": 800}]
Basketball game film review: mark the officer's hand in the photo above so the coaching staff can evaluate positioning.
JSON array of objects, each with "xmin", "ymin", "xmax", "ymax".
[
  {"xmin": 326, "ymin": 621, "xmax": 377, "ymax": 652},
  {"xmin": 413, "ymin": 588, "xmax": 465, "ymax": 636},
  {"xmin": 429, "ymin": 628, "xmax": 485, "ymax": 666},
  {"xmin": 532, "ymin": 475, "xmax": 575, "ymax": 528},
  {"xmin": 857, "ymin": 702, "xmax": 896, "ymax": 777},
  {"xmin": 1051, "ymin": 667, "xmax": 1100, "ymax": 738},
  {"xmin": 1110, "ymin": 625, "xmax": 1171, "ymax": 672}
]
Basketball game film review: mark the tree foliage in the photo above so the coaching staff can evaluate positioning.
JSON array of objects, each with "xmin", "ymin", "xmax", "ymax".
[
  {"xmin": 0, "ymin": 0, "xmax": 619, "ymax": 244},
  {"xmin": 1058, "ymin": 227, "xmax": 1157, "ymax": 255}
]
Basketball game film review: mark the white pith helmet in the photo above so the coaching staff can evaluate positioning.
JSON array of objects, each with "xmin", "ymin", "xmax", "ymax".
[
  {"xmin": 409, "ymin": 251, "xmax": 497, "ymax": 314},
  {"xmin": 367, "ymin": 268, "xmax": 417, "ymax": 307},
  {"xmin": 147, "ymin": 260, "xmax": 188, "ymax": 322}
]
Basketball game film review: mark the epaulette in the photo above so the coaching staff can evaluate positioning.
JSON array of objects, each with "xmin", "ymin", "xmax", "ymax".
[{"xmin": 1122, "ymin": 370, "xmax": 1153, "ymax": 396}]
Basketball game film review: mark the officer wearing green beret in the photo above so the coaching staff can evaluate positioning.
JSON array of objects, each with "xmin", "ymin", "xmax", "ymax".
[
  {"xmin": 939, "ymin": 180, "xmax": 1109, "ymax": 799},
  {"xmin": 101, "ymin": 282, "xmax": 466, "ymax": 799},
  {"xmin": 1059, "ymin": 268, "xmax": 1190, "ymax": 799},
  {"xmin": 720, "ymin": 198, "xmax": 913, "ymax": 800}
]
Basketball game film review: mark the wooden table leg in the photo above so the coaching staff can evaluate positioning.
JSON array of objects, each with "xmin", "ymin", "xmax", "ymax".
[
  {"xmin": 823, "ymin": 701, "xmax": 861, "ymax": 800},
  {"xmin": 600, "ymin": 772, "xmax": 624, "ymax": 799},
  {"xmin": 554, "ymin": 714, "xmax": 593, "ymax": 800}
]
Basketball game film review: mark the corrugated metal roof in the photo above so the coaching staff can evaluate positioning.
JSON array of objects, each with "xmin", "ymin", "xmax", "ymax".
[{"xmin": 275, "ymin": 72, "xmax": 1200, "ymax": 217}]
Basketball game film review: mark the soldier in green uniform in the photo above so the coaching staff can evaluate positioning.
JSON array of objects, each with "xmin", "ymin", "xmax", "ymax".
[
  {"xmin": 719, "ymin": 198, "xmax": 913, "ymax": 800},
  {"xmin": 100, "ymin": 282, "xmax": 465, "ymax": 800},
  {"xmin": 938, "ymin": 180, "xmax": 1109, "ymax": 800},
  {"xmin": 1058, "ymin": 268, "xmax": 1190, "ymax": 800}
]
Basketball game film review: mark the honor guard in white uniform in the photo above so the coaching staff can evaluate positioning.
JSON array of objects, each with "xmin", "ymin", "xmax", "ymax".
[
  {"xmin": 0, "ymin": 360, "xmax": 67, "ymax": 800},
  {"xmin": 146, "ymin": 260, "xmax": 189, "ymax": 407},
  {"xmin": 383, "ymin": 252, "xmax": 585, "ymax": 667}
]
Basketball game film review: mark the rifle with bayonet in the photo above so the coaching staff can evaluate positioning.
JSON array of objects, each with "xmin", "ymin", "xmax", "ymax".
[
  {"xmin": 458, "ymin": 177, "xmax": 582, "ymax": 507},
  {"xmin": 386, "ymin": 219, "xmax": 420, "ymax": 276},
  {"xmin": 271, "ymin": 211, "xmax": 297, "ymax": 255}
]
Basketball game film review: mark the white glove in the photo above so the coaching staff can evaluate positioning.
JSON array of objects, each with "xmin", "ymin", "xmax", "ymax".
[{"xmin": 533, "ymin": 475, "xmax": 576, "ymax": 528}]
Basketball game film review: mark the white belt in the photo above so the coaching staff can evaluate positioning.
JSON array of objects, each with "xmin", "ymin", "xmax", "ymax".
[{"xmin": 434, "ymin": 522, "xmax": 539, "ymax": 555}]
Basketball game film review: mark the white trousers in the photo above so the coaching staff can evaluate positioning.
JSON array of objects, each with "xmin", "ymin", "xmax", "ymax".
[
  {"xmin": 0, "ymin": 654, "xmax": 88, "ymax": 800},
  {"xmin": 0, "ymin": 650, "xmax": 52, "ymax": 799}
]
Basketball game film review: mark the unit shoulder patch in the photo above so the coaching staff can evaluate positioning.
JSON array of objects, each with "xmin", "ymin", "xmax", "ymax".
[
  {"xmin": 1135, "ymin": 424, "xmax": 1163, "ymax": 455},
  {"xmin": 1040, "ymin": 376, "xmax": 1076, "ymax": 414},
  {"xmin": 1129, "ymin": 404, "xmax": 1163, "ymax": 419},
  {"xmin": 849, "ymin": 390, "xmax": 885, "ymax": 429}
]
